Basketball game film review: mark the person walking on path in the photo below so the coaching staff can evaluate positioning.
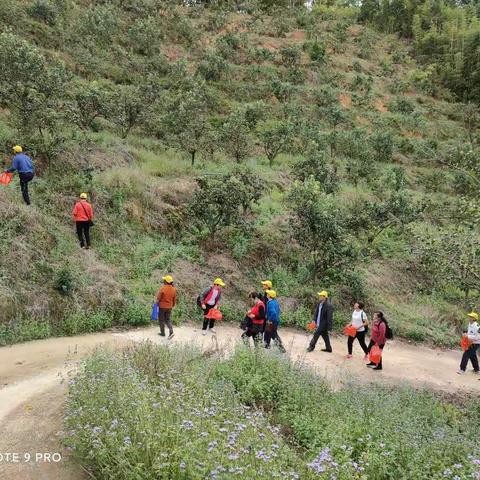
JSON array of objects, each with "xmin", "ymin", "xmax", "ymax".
[
  {"xmin": 242, "ymin": 292, "xmax": 266, "ymax": 347},
  {"xmin": 458, "ymin": 312, "xmax": 480, "ymax": 375},
  {"xmin": 260, "ymin": 280, "xmax": 272, "ymax": 336},
  {"xmin": 347, "ymin": 301, "xmax": 369, "ymax": 359},
  {"xmin": 5, "ymin": 145, "xmax": 35, "ymax": 205},
  {"xmin": 366, "ymin": 311, "xmax": 387, "ymax": 371},
  {"xmin": 72, "ymin": 193, "xmax": 94, "ymax": 249},
  {"xmin": 156, "ymin": 275, "xmax": 176, "ymax": 339},
  {"xmin": 307, "ymin": 291, "xmax": 333, "ymax": 353},
  {"xmin": 199, "ymin": 278, "xmax": 225, "ymax": 335},
  {"xmin": 264, "ymin": 290, "xmax": 286, "ymax": 353}
]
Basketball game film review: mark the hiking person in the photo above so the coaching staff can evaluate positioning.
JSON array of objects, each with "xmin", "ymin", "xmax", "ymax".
[
  {"xmin": 199, "ymin": 278, "xmax": 225, "ymax": 335},
  {"xmin": 5, "ymin": 145, "xmax": 34, "ymax": 205},
  {"xmin": 72, "ymin": 193, "xmax": 94, "ymax": 249},
  {"xmin": 242, "ymin": 292, "xmax": 266, "ymax": 347},
  {"xmin": 260, "ymin": 280, "xmax": 273, "ymax": 336},
  {"xmin": 366, "ymin": 311, "xmax": 387, "ymax": 371},
  {"xmin": 346, "ymin": 301, "xmax": 369, "ymax": 359},
  {"xmin": 458, "ymin": 312, "xmax": 480, "ymax": 375},
  {"xmin": 307, "ymin": 291, "xmax": 333, "ymax": 353},
  {"xmin": 264, "ymin": 290, "xmax": 286, "ymax": 353},
  {"xmin": 156, "ymin": 275, "xmax": 176, "ymax": 339}
]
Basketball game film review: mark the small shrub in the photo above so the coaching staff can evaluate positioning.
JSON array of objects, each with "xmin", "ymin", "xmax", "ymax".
[
  {"xmin": 54, "ymin": 268, "xmax": 75, "ymax": 295},
  {"xmin": 27, "ymin": 0, "xmax": 58, "ymax": 25}
]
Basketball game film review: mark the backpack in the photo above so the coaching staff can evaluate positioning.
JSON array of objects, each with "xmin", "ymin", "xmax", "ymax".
[{"xmin": 383, "ymin": 319, "xmax": 393, "ymax": 339}]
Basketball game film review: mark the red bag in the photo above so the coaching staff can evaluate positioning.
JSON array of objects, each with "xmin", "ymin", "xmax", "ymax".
[
  {"xmin": 307, "ymin": 322, "xmax": 316, "ymax": 332},
  {"xmin": 0, "ymin": 172, "xmax": 13, "ymax": 185},
  {"xmin": 369, "ymin": 345, "xmax": 382, "ymax": 365},
  {"xmin": 461, "ymin": 336, "xmax": 472, "ymax": 352},
  {"xmin": 205, "ymin": 309, "xmax": 222, "ymax": 321},
  {"xmin": 343, "ymin": 325, "xmax": 357, "ymax": 337}
]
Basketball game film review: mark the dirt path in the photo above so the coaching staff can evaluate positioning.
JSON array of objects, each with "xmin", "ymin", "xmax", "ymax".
[{"xmin": 0, "ymin": 324, "xmax": 478, "ymax": 479}]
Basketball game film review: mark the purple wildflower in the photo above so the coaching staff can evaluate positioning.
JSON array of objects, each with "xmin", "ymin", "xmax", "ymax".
[{"xmin": 181, "ymin": 420, "xmax": 194, "ymax": 430}]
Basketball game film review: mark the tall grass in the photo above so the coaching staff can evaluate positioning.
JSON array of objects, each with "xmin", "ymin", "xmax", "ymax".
[{"xmin": 64, "ymin": 344, "xmax": 480, "ymax": 479}]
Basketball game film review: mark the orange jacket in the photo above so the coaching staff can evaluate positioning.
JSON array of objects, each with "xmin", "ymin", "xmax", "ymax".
[
  {"xmin": 72, "ymin": 200, "xmax": 94, "ymax": 222},
  {"xmin": 157, "ymin": 284, "xmax": 176, "ymax": 309}
]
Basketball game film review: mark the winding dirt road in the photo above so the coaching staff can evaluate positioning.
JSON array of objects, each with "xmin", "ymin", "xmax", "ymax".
[{"xmin": 0, "ymin": 324, "xmax": 478, "ymax": 479}]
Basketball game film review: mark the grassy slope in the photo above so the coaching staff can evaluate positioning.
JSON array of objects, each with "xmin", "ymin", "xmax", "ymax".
[{"xmin": 0, "ymin": 3, "xmax": 473, "ymax": 346}]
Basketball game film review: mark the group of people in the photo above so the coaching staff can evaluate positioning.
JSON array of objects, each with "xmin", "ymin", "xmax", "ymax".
[
  {"xmin": 4, "ymin": 146, "xmax": 95, "ymax": 249},
  {"xmin": 154, "ymin": 277, "xmax": 393, "ymax": 369},
  {"xmin": 6, "ymin": 147, "xmax": 478, "ymax": 376}
]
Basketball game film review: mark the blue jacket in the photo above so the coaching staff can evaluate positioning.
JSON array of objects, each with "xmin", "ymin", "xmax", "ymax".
[
  {"xmin": 266, "ymin": 299, "xmax": 281, "ymax": 326},
  {"xmin": 7, "ymin": 154, "xmax": 35, "ymax": 174}
]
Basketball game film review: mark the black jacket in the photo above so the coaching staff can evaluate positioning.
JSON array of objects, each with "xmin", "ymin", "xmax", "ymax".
[{"xmin": 312, "ymin": 300, "xmax": 333, "ymax": 332}]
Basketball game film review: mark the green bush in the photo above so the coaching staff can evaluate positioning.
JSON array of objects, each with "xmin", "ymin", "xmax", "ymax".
[{"xmin": 27, "ymin": 0, "xmax": 58, "ymax": 25}]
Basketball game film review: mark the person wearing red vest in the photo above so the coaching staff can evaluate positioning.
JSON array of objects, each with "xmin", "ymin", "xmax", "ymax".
[
  {"xmin": 198, "ymin": 278, "xmax": 225, "ymax": 335},
  {"xmin": 242, "ymin": 292, "xmax": 266, "ymax": 346},
  {"xmin": 72, "ymin": 193, "xmax": 94, "ymax": 249}
]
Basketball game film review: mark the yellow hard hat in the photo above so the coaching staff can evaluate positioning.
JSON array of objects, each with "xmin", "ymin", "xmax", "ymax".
[
  {"xmin": 468, "ymin": 312, "xmax": 479, "ymax": 321},
  {"xmin": 213, "ymin": 278, "xmax": 225, "ymax": 287},
  {"xmin": 163, "ymin": 275, "xmax": 173, "ymax": 284},
  {"xmin": 318, "ymin": 290, "xmax": 329, "ymax": 298},
  {"xmin": 80, "ymin": 192, "xmax": 88, "ymax": 199},
  {"xmin": 266, "ymin": 289, "xmax": 277, "ymax": 299},
  {"xmin": 261, "ymin": 280, "xmax": 273, "ymax": 288},
  {"xmin": 12, "ymin": 145, "xmax": 22, "ymax": 153}
]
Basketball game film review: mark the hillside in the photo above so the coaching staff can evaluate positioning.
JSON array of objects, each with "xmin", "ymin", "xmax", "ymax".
[{"xmin": 0, "ymin": 0, "xmax": 479, "ymax": 346}]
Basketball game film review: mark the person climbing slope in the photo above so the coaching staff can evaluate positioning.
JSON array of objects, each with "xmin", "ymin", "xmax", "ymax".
[
  {"xmin": 264, "ymin": 289, "xmax": 286, "ymax": 353},
  {"xmin": 5, "ymin": 145, "xmax": 35, "ymax": 205},
  {"xmin": 307, "ymin": 290, "xmax": 333, "ymax": 353},
  {"xmin": 242, "ymin": 292, "xmax": 266, "ymax": 347},
  {"xmin": 72, "ymin": 193, "xmax": 94, "ymax": 249},
  {"xmin": 458, "ymin": 312, "xmax": 480, "ymax": 375},
  {"xmin": 156, "ymin": 275, "xmax": 176, "ymax": 340},
  {"xmin": 198, "ymin": 278, "xmax": 225, "ymax": 335}
]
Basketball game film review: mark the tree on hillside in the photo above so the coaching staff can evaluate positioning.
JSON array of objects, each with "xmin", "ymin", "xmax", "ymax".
[
  {"xmin": 220, "ymin": 108, "xmax": 252, "ymax": 163},
  {"xmin": 256, "ymin": 119, "xmax": 293, "ymax": 167},
  {"xmin": 413, "ymin": 228, "xmax": 480, "ymax": 299},
  {"xmin": 69, "ymin": 80, "xmax": 109, "ymax": 131},
  {"xmin": 288, "ymin": 178, "xmax": 356, "ymax": 278},
  {"xmin": 188, "ymin": 168, "xmax": 263, "ymax": 237},
  {"xmin": 439, "ymin": 145, "xmax": 480, "ymax": 192},
  {"xmin": 294, "ymin": 150, "xmax": 339, "ymax": 194},
  {"xmin": 107, "ymin": 85, "xmax": 145, "ymax": 139},
  {"xmin": 0, "ymin": 32, "xmax": 71, "ymax": 161},
  {"xmin": 360, "ymin": 189, "xmax": 421, "ymax": 244},
  {"xmin": 163, "ymin": 84, "xmax": 214, "ymax": 166}
]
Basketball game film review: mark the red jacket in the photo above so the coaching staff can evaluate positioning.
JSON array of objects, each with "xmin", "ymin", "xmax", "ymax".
[
  {"xmin": 73, "ymin": 200, "xmax": 94, "ymax": 222},
  {"xmin": 371, "ymin": 320, "xmax": 387, "ymax": 346}
]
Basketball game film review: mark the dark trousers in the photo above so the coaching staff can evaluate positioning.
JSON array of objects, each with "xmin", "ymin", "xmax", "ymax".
[
  {"xmin": 264, "ymin": 322, "xmax": 286, "ymax": 352},
  {"xmin": 159, "ymin": 308, "xmax": 173, "ymax": 336},
  {"xmin": 309, "ymin": 328, "xmax": 332, "ymax": 351},
  {"xmin": 242, "ymin": 319, "xmax": 264, "ymax": 346},
  {"xmin": 347, "ymin": 330, "xmax": 368, "ymax": 355},
  {"xmin": 76, "ymin": 221, "xmax": 91, "ymax": 248},
  {"xmin": 19, "ymin": 172, "xmax": 34, "ymax": 205},
  {"xmin": 367, "ymin": 340, "xmax": 384, "ymax": 368},
  {"xmin": 460, "ymin": 344, "xmax": 479, "ymax": 372},
  {"xmin": 202, "ymin": 304, "xmax": 215, "ymax": 330}
]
